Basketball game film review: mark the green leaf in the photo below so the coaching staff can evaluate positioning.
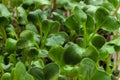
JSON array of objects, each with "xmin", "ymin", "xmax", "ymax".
[
  {"xmin": 56, "ymin": 0, "xmax": 75, "ymax": 10},
  {"xmin": 86, "ymin": 15, "xmax": 95, "ymax": 34},
  {"xmin": 16, "ymin": 39, "xmax": 33, "ymax": 49},
  {"xmin": 0, "ymin": 17, "xmax": 9, "ymax": 26},
  {"xmin": 99, "ymin": 44, "xmax": 115, "ymax": 59},
  {"xmin": 20, "ymin": 30, "xmax": 34, "ymax": 41},
  {"xmin": 39, "ymin": 49, "xmax": 48, "ymax": 58},
  {"xmin": 31, "ymin": 59, "xmax": 44, "ymax": 68},
  {"xmin": 0, "ymin": 4, "xmax": 11, "ymax": 17},
  {"xmin": 95, "ymin": 7, "xmax": 120, "ymax": 32},
  {"xmin": 29, "ymin": 67, "xmax": 45, "ymax": 80},
  {"xmin": 114, "ymin": 45, "xmax": 120, "ymax": 52},
  {"xmin": 83, "ymin": 44, "xmax": 99, "ymax": 62},
  {"xmin": 57, "ymin": 32, "xmax": 69, "ymax": 40},
  {"xmin": 56, "ymin": 0, "xmax": 69, "ymax": 8},
  {"xmin": 1, "ymin": 0, "xmax": 8, "ymax": 6},
  {"xmin": 6, "ymin": 25, "xmax": 17, "ymax": 38},
  {"xmin": 43, "ymin": 63, "xmax": 59, "ymax": 80},
  {"xmin": 95, "ymin": 7, "xmax": 109, "ymax": 26},
  {"xmin": 58, "ymin": 76, "xmax": 67, "ymax": 80},
  {"xmin": 101, "ymin": 16, "xmax": 120, "ymax": 32},
  {"xmin": 76, "ymin": 38, "xmax": 84, "ymax": 47},
  {"xmin": 63, "ymin": 43, "xmax": 83, "ymax": 65},
  {"xmin": 61, "ymin": 65, "xmax": 79, "ymax": 77},
  {"xmin": 65, "ymin": 6, "xmax": 87, "ymax": 34},
  {"xmin": 108, "ymin": 38, "xmax": 120, "ymax": 52},
  {"xmin": 74, "ymin": 6, "xmax": 87, "ymax": 23},
  {"xmin": 108, "ymin": 0, "xmax": 119, "ymax": 8},
  {"xmin": 91, "ymin": 69, "xmax": 111, "ymax": 80},
  {"xmin": 27, "ymin": 47, "xmax": 39, "ymax": 58},
  {"xmin": 42, "ymin": 20, "xmax": 60, "ymax": 35},
  {"xmin": 91, "ymin": 34, "xmax": 106, "ymax": 49},
  {"xmin": 85, "ymin": 5, "xmax": 97, "ymax": 16},
  {"xmin": 11, "ymin": 62, "xmax": 34, "ymax": 80},
  {"xmin": 10, "ymin": 0, "xmax": 23, "ymax": 7},
  {"xmin": 49, "ymin": 46, "xmax": 65, "ymax": 65},
  {"xmin": 22, "ymin": 0, "xmax": 34, "ymax": 9},
  {"xmin": 36, "ymin": 9, "xmax": 47, "ymax": 21},
  {"xmin": 34, "ymin": 0, "xmax": 51, "ymax": 7},
  {"xmin": 116, "ymin": 13, "xmax": 120, "ymax": 22},
  {"xmin": 25, "ymin": 23, "xmax": 38, "ymax": 33},
  {"xmin": 84, "ymin": 0, "xmax": 103, "ymax": 5},
  {"xmin": 45, "ymin": 32, "xmax": 68, "ymax": 47},
  {"xmin": 65, "ymin": 15, "xmax": 81, "ymax": 34},
  {"xmin": 34, "ymin": 34, "xmax": 41, "ymax": 44},
  {"xmin": 45, "ymin": 34, "xmax": 64, "ymax": 46},
  {"xmin": 27, "ymin": 10, "xmax": 40, "ymax": 24},
  {"xmin": 108, "ymin": 38, "xmax": 120, "ymax": 46},
  {"xmin": 78, "ymin": 58, "xmax": 111, "ymax": 80},
  {"xmin": 17, "ymin": 7, "xmax": 27, "ymax": 26},
  {"xmin": 78, "ymin": 58, "xmax": 96, "ymax": 80},
  {"xmin": 1, "ymin": 73, "xmax": 11, "ymax": 80},
  {"xmin": 5, "ymin": 38, "xmax": 17, "ymax": 53},
  {"xmin": 102, "ymin": 2, "xmax": 115, "ymax": 11},
  {"xmin": 27, "ymin": 9, "xmax": 47, "ymax": 24},
  {"xmin": 0, "ymin": 4, "xmax": 11, "ymax": 25},
  {"xmin": 52, "ymin": 12, "xmax": 66, "ymax": 24},
  {"xmin": 101, "ymin": 44, "xmax": 116, "ymax": 54},
  {"xmin": 21, "ymin": 47, "xmax": 39, "ymax": 62},
  {"xmin": 0, "ymin": 55, "xmax": 4, "ymax": 63}
]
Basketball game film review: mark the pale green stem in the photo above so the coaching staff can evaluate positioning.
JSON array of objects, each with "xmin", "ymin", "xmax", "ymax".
[
  {"xmin": 83, "ymin": 22, "xmax": 87, "ymax": 48},
  {"xmin": 0, "ymin": 25, "xmax": 7, "ymax": 41}
]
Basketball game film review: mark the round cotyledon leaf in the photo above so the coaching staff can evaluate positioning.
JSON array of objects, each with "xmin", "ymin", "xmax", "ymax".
[
  {"xmin": 27, "ymin": 9, "xmax": 47, "ymax": 24},
  {"xmin": 101, "ymin": 16, "xmax": 120, "ymax": 32},
  {"xmin": 5, "ymin": 38, "xmax": 17, "ymax": 53},
  {"xmin": 95, "ymin": 7, "xmax": 109, "ymax": 26},
  {"xmin": 27, "ymin": 10, "xmax": 39, "ymax": 24},
  {"xmin": 22, "ymin": 0, "xmax": 35, "ymax": 9},
  {"xmin": 11, "ymin": 62, "xmax": 34, "ymax": 80},
  {"xmin": 16, "ymin": 39, "xmax": 33, "ymax": 49},
  {"xmin": 0, "ymin": 4, "xmax": 11, "ymax": 25},
  {"xmin": 78, "ymin": 58, "xmax": 96, "ymax": 80},
  {"xmin": 91, "ymin": 69, "xmax": 111, "ymax": 80},
  {"xmin": 65, "ymin": 14, "xmax": 81, "ymax": 34},
  {"xmin": 63, "ymin": 43, "xmax": 83, "ymax": 65},
  {"xmin": 95, "ymin": 7, "xmax": 120, "ymax": 32},
  {"xmin": 74, "ymin": 6, "xmax": 87, "ymax": 23},
  {"xmin": 91, "ymin": 34, "xmax": 106, "ymax": 49},
  {"xmin": 49, "ymin": 46, "xmax": 65, "ymax": 65},
  {"xmin": 83, "ymin": 44, "xmax": 99, "ymax": 62},
  {"xmin": 43, "ymin": 63, "xmax": 59, "ymax": 80},
  {"xmin": 20, "ymin": 30, "xmax": 34, "ymax": 41},
  {"xmin": 28, "ymin": 47, "xmax": 39, "ymax": 57},
  {"xmin": 1, "ymin": 73, "xmax": 11, "ymax": 80},
  {"xmin": 25, "ymin": 23, "xmax": 38, "ymax": 33},
  {"xmin": 58, "ymin": 76, "xmax": 67, "ymax": 80},
  {"xmin": 29, "ymin": 67, "xmax": 45, "ymax": 80}
]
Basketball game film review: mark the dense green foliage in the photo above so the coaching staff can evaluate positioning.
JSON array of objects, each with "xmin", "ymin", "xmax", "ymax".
[{"xmin": 0, "ymin": 0, "xmax": 120, "ymax": 80}]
